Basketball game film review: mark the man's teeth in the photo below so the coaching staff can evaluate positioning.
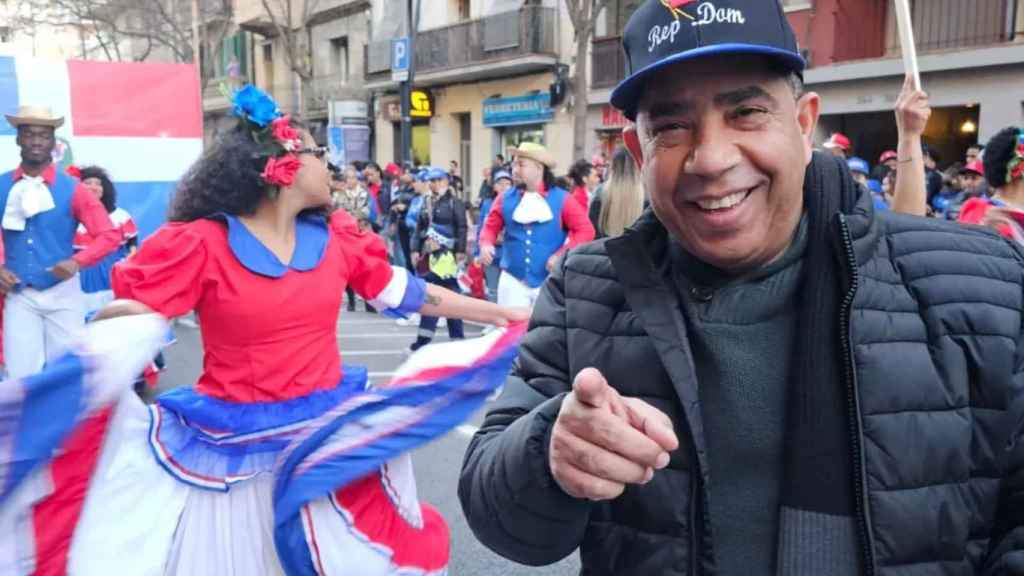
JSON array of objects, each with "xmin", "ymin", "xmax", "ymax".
[{"xmin": 696, "ymin": 190, "xmax": 748, "ymax": 211}]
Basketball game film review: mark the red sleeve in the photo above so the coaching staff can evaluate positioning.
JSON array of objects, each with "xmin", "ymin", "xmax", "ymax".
[
  {"xmin": 478, "ymin": 193, "xmax": 506, "ymax": 248},
  {"xmin": 330, "ymin": 210, "xmax": 395, "ymax": 300},
  {"xmin": 557, "ymin": 193, "xmax": 596, "ymax": 255},
  {"xmin": 120, "ymin": 216, "xmax": 139, "ymax": 240},
  {"xmin": 112, "ymin": 222, "xmax": 207, "ymax": 318},
  {"xmin": 70, "ymin": 185, "xmax": 119, "ymax": 267},
  {"xmin": 957, "ymin": 198, "xmax": 990, "ymax": 225}
]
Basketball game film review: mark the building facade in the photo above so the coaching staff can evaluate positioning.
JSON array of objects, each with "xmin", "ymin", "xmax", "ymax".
[
  {"xmin": 792, "ymin": 0, "xmax": 1023, "ymax": 168},
  {"xmin": 233, "ymin": 0, "xmax": 373, "ymax": 158},
  {"xmin": 366, "ymin": 0, "xmax": 575, "ymax": 201}
]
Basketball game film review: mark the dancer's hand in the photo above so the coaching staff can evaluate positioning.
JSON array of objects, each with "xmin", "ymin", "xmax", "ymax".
[
  {"xmin": 91, "ymin": 299, "xmax": 154, "ymax": 322},
  {"xmin": 501, "ymin": 307, "xmax": 531, "ymax": 325},
  {"xmin": 478, "ymin": 244, "xmax": 495, "ymax": 266},
  {"xmin": 0, "ymin": 267, "xmax": 19, "ymax": 293},
  {"xmin": 50, "ymin": 258, "xmax": 80, "ymax": 281}
]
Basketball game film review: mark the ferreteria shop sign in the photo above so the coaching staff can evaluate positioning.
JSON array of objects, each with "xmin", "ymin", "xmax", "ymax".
[{"xmin": 482, "ymin": 92, "xmax": 554, "ymax": 127}]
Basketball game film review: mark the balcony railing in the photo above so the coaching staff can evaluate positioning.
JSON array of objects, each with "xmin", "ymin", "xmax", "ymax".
[
  {"xmin": 366, "ymin": 5, "xmax": 558, "ymax": 80},
  {"xmin": 888, "ymin": 0, "xmax": 1018, "ymax": 52},
  {"xmin": 591, "ymin": 36, "xmax": 625, "ymax": 89},
  {"xmin": 814, "ymin": 0, "xmax": 1019, "ymax": 66}
]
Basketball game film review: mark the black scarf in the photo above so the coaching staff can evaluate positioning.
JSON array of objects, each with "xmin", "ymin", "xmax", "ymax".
[{"xmin": 781, "ymin": 152, "xmax": 862, "ymax": 517}]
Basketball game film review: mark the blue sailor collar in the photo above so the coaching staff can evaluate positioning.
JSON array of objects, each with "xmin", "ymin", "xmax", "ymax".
[{"xmin": 211, "ymin": 212, "xmax": 329, "ymax": 278}]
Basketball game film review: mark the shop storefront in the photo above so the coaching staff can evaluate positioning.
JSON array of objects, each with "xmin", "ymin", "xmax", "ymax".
[
  {"xmin": 596, "ymin": 104, "xmax": 628, "ymax": 157},
  {"xmin": 482, "ymin": 92, "xmax": 554, "ymax": 157},
  {"xmin": 325, "ymin": 100, "xmax": 371, "ymax": 167},
  {"xmin": 381, "ymin": 89, "xmax": 434, "ymax": 166}
]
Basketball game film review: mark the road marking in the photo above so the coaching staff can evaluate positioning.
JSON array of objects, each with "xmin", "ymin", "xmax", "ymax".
[
  {"xmin": 455, "ymin": 425, "xmax": 479, "ymax": 438},
  {"xmin": 368, "ymin": 371, "xmax": 395, "ymax": 378}
]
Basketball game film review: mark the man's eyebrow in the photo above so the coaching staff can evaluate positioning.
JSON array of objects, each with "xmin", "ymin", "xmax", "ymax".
[
  {"xmin": 645, "ymin": 99, "xmax": 693, "ymax": 121},
  {"xmin": 713, "ymin": 85, "xmax": 777, "ymax": 107}
]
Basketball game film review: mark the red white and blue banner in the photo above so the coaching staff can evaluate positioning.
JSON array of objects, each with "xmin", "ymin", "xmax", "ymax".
[{"xmin": 0, "ymin": 58, "xmax": 203, "ymax": 238}]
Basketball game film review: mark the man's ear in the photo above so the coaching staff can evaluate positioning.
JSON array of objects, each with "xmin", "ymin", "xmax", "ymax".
[
  {"xmin": 623, "ymin": 124, "xmax": 644, "ymax": 168},
  {"xmin": 795, "ymin": 92, "xmax": 821, "ymax": 165}
]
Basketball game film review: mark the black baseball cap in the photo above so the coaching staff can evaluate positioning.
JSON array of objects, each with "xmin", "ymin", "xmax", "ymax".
[{"xmin": 611, "ymin": 0, "xmax": 806, "ymax": 119}]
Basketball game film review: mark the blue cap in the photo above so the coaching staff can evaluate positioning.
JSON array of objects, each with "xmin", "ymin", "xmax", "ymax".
[
  {"xmin": 415, "ymin": 169, "xmax": 430, "ymax": 182},
  {"xmin": 847, "ymin": 157, "xmax": 870, "ymax": 175},
  {"xmin": 492, "ymin": 170, "xmax": 512, "ymax": 183},
  {"xmin": 427, "ymin": 167, "xmax": 449, "ymax": 181},
  {"xmin": 610, "ymin": 0, "xmax": 806, "ymax": 120}
]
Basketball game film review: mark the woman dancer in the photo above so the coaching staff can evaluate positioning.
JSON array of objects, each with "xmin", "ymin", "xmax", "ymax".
[
  {"xmin": 5, "ymin": 86, "xmax": 525, "ymax": 576},
  {"xmin": 72, "ymin": 165, "xmax": 138, "ymax": 312},
  {"xmin": 958, "ymin": 127, "xmax": 1024, "ymax": 242}
]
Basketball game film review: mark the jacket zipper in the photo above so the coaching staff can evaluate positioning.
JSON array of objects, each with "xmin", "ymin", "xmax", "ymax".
[
  {"xmin": 690, "ymin": 475, "xmax": 699, "ymax": 576},
  {"xmin": 836, "ymin": 214, "xmax": 875, "ymax": 576}
]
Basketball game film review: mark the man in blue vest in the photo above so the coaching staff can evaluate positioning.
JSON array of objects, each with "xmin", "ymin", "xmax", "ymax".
[
  {"xmin": 0, "ymin": 105, "xmax": 120, "ymax": 378},
  {"xmin": 478, "ymin": 142, "xmax": 595, "ymax": 307}
]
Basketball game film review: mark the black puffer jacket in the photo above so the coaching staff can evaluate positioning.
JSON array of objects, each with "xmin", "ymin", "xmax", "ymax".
[{"xmin": 459, "ymin": 178, "xmax": 1024, "ymax": 574}]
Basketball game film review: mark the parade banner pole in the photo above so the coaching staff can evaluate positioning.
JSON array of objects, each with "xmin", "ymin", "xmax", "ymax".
[{"xmin": 893, "ymin": 0, "xmax": 921, "ymax": 91}]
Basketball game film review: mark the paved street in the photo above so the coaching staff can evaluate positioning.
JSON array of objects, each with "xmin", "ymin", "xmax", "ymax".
[{"xmin": 157, "ymin": 309, "xmax": 580, "ymax": 576}]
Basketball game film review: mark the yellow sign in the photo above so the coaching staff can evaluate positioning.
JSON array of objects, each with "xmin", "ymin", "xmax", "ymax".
[{"xmin": 410, "ymin": 90, "xmax": 433, "ymax": 119}]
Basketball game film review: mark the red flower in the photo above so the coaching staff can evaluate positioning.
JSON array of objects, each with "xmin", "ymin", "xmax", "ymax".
[
  {"xmin": 261, "ymin": 154, "xmax": 302, "ymax": 187},
  {"xmin": 271, "ymin": 115, "xmax": 301, "ymax": 150},
  {"xmin": 65, "ymin": 165, "xmax": 81, "ymax": 179}
]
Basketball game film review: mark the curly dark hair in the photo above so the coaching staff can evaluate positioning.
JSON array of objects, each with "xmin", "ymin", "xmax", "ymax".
[
  {"xmin": 568, "ymin": 159, "xmax": 594, "ymax": 187},
  {"xmin": 170, "ymin": 119, "xmax": 304, "ymax": 222},
  {"xmin": 78, "ymin": 165, "xmax": 117, "ymax": 212},
  {"xmin": 983, "ymin": 126, "xmax": 1022, "ymax": 189}
]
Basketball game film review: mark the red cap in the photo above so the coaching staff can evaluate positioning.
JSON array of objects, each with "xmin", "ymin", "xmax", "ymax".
[
  {"xmin": 879, "ymin": 150, "xmax": 898, "ymax": 163},
  {"xmin": 959, "ymin": 160, "xmax": 984, "ymax": 176},
  {"xmin": 823, "ymin": 133, "xmax": 852, "ymax": 151},
  {"xmin": 384, "ymin": 163, "xmax": 401, "ymax": 176}
]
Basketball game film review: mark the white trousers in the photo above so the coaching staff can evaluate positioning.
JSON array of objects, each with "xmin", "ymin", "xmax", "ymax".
[
  {"xmin": 3, "ymin": 276, "xmax": 84, "ymax": 379},
  {"xmin": 497, "ymin": 271, "xmax": 541, "ymax": 308}
]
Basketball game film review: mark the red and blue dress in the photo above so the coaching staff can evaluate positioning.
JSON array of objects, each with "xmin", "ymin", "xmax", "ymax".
[
  {"xmin": 73, "ymin": 207, "xmax": 138, "ymax": 309},
  {"xmin": 0, "ymin": 209, "xmax": 522, "ymax": 575}
]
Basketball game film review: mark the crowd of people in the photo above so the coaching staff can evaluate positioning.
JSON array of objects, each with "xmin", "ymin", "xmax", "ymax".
[{"xmin": 3, "ymin": 0, "xmax": 1024, "ymax": 573}]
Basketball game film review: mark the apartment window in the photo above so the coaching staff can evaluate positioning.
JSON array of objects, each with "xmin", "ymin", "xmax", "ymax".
[
  {"xmin": 262, "ymin": 42, "xmax": 275, "ymax": 92},
  {"xmin": 458, "ymin": 0, "xmax": 470, "ymax": 20},
  {"xmin": 330, "ymin": 36, "xmax": 349, "ymax": 82},
  {"xmin": 596, "ymin": 0, "xmax": 644, "ymax": 38},
  {"xmin": 0, "ymin": 27, "xmax": 11, "ymax": 44}
]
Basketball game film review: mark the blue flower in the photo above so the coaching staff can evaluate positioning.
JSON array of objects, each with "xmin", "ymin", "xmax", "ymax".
[{"xmin": 232, "ymin": 85, "xmax": 280, "ymax": 127}]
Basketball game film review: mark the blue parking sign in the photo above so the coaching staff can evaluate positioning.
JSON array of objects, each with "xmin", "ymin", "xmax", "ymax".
[{"xmin": 391, "ymin": 38, "xmax": 410, "ymax": 72}]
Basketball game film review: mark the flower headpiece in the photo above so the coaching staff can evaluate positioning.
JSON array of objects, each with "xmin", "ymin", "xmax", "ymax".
[
  {"xmin": 231, "ymin": 85, "xmax": 305, "ymax": 189},
  {"xmin": 65, "ymin": 164, "xmax": 81, "ymax": 179},
  {"xmin": 1007, "ymin": 130, "xmax": 1024, "ymax": 185}
]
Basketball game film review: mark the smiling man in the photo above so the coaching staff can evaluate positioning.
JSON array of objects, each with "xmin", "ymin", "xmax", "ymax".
[{"xmin": 460, "ymin": 1, "xmax": 1024, "ymax": 574}]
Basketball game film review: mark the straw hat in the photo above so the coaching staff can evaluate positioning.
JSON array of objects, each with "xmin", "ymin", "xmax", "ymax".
[
  {"xmin": 5, "ymin": 105, "xmax": 64, "ymax": 129},
  {"xmin": 513, "ymin": 142, "xmax": 556, "ymax": 169}
]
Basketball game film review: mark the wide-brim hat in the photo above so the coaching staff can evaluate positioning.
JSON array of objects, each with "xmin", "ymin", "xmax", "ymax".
[
  {"xmin": 5, "ymin": 105, "xmax": 64, "ymax": 129},
  {"xmin": 513, "ymin": 142, "xmax": 556, "ymax": 169},
  {"xmin": 610, "ymin": 0, "xmax": 806, "ymax": 120}
]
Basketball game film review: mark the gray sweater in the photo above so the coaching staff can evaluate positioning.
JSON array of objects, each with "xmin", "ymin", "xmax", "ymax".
[{"xmin": 668, "ymin": 218, "xmax": 808, "ymax": 574}]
